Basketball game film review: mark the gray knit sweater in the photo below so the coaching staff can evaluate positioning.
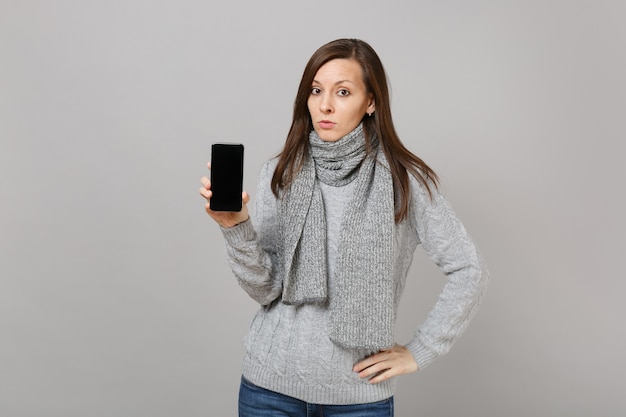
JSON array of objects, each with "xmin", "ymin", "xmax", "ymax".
[{"xmin": 220, "ymin": 158, "xmax": 488, "ymax": 405}]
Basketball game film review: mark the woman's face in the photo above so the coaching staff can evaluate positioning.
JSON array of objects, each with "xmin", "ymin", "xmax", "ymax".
[{"xmin": 307, "ymin": 59, "xmax": 375, "ymax": 142}]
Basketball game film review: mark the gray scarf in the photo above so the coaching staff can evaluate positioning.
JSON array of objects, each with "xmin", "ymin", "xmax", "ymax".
[{"xmin": 280, "ymin": 124, "xmax": 397, "ymax": 350}]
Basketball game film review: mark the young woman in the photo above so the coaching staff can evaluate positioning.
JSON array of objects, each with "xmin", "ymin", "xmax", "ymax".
[{"xmin": 199, "ymin": 38, "xmax": 488, "ymax": 417}]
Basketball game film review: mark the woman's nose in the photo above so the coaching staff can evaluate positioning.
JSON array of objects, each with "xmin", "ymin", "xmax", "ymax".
[{"xmin": 320, "ymin": 96, "xmax": 333, "ymax": 113}]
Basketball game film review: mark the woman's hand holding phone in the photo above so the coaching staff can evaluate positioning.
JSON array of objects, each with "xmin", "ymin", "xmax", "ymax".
[{"xmin": 199, "ymin": 162, "xmax": 250, "ymax": 228}]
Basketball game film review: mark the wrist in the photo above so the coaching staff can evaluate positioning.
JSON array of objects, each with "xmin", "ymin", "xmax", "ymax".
[{"xmin": 220, "ymin": 216, "xmax": 249, "ymax": 229}]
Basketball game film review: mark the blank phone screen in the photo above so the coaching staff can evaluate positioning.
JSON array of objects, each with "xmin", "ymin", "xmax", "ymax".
[{"xmin": 210, "ymin": 143, "xmax": 244, "ymax": 212}]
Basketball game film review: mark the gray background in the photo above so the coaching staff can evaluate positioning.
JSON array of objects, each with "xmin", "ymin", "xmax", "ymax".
[{"xmin": 1, "ymin": 0, "xmax": 624, "ymax": 416}]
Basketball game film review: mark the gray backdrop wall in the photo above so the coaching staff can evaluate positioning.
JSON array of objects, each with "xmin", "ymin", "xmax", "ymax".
[{"xmin": 2, "ymin": 1, "xmax": 624, "ymax": 416}]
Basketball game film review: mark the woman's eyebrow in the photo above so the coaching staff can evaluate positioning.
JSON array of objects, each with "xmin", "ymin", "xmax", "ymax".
[{"xmin": 312, "ymin": 79, "xmax": 356, "ymax": 86}]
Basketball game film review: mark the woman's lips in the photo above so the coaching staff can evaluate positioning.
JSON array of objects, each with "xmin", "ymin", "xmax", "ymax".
[{"xmin": 318, "ymin": 120, "xmax": 336, "ymax": 129}]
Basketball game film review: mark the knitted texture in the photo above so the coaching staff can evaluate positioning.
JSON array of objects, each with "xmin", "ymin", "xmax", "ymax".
[{"xmin": 280, "ymin": 124, "xmax": 396, "ymax": 349}]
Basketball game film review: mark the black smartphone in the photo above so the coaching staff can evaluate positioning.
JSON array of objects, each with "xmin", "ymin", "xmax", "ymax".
[{"xmin": 210, "ymin": 143, "xmax": 244, "ymax": 212}]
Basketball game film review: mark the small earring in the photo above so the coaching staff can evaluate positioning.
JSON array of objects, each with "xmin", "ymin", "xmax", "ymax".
[{"xmin": 368, "ymin": 112, "xmax": 373, "ymax": 117}]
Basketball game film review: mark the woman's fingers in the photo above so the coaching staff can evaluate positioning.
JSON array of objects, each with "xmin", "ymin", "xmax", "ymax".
[
  {"xmin": 199, "ymin": 186, "xmax": 211, "ymax": 200},
  {"xmin": 199, "ymin": 175, "xmax": 211, "ymax": 200},
  {"xmin": 353, "ymin": 344, "xmax": 419, "ymax": 384}
]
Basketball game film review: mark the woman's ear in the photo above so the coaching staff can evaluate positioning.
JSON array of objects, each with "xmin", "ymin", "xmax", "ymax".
[{"xmin": 367, "ymin": 97, "xmax": 376, "ymax": 115}]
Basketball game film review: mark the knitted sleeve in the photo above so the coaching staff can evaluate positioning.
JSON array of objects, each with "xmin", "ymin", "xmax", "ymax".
[
  {"xmin": 219, "ymin": 159, "xmax": 283, "ymax": 306},
  {"xmin": 405, "ymin": 177, "xmax": 489, "ymax": 370}
]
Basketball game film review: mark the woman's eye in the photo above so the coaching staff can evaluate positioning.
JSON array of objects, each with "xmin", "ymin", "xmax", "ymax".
[
  {"xmin": 338, "ymin": 89, "xmax": 350, "ymax": 96},
  {"xmin": 311, "ymin": 87, "xmax": 321, "ymax": 95}
]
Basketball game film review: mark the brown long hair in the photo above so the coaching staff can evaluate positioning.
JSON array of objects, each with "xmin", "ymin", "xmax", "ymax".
[{"xmin": 271, "ymin": 38, "xmax": 438, "ymax": 222}]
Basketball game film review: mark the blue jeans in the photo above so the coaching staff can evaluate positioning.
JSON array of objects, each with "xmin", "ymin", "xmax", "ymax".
[{"xmin": 239, "ymin": 376, "xmax": 394, "ymax": 417}]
